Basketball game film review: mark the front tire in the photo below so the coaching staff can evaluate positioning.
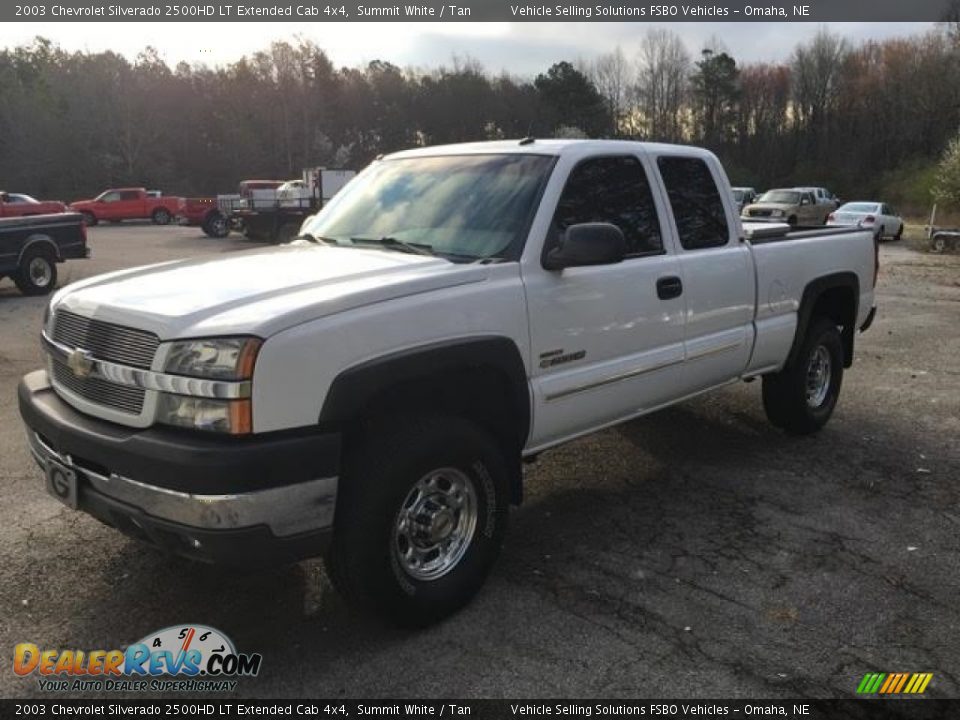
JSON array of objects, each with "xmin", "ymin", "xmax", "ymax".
[
  {"xmin": 762, "ymin": 319, "xmax": 844, "ymax": 435},
  {"xmin": 80, "ymin": 211, "xmax": 97, "ymax": 227},
  {"xmin": 327, "ymin": 414, "xmax": 509, "ymax": 626},
  {"xmin": 15, "ymin": 246, "xmax": 57, "ymax": 296}
]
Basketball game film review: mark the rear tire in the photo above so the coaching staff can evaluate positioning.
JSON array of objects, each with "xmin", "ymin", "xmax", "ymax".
[
  {"xmin": 202, "ymin": 212, "xmax": 229, "ymax": 238},
  {"xmin": 327, "ymin": 414, "xmax": 509, "ymax": 627},
  {"xmin": 152, "ymin": 208, "xmax": 171, "ymax": 225},
  {"xmin": 273, "ymin": 222, "xmax": 300, "ymax": 244},
  {"xmin": 15, "ymin": 246, "xmax": 57, "ymax": 296},
  {"xmin": 762, "ymin": 319, "xmax": 844, "ymax": 435}
]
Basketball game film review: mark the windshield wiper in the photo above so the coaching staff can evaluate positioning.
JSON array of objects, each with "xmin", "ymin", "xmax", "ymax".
[
  {"xmin": 349, "ymin": 236, "xmax": 437, "ymax": 257},
  {"xmin": 297, "ymin": 232, "xmax": 338, "ymax": 245}
]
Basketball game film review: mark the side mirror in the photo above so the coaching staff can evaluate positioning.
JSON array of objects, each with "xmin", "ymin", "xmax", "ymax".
[{"xmin": 543, "ymin": 222, "xmax": 627, "ymax": 271}]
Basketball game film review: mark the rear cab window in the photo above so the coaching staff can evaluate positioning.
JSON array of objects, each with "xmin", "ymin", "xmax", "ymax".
[{"xmin": 656, "ymin": 156, "xmax": 731, "ymax": 250}]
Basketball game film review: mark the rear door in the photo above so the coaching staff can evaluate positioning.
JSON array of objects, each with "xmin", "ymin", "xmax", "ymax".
[
  {"xmin": 523, "ymin": 152, "xmax": 686, "ymax": 449},
  {"xmin": 799, "ymin": 192, "xmax": 821, "ymax": 224},
  {"xmin": 118, "ymin": 190, "xmax": 143, "ymax": 219},
  {"xmin": 654, "ymin": 154, "xmax": 754, "ymax": 395},
  {"xmin": 880, "ymin": 204, "xmax": 897, "ymax": 236}
]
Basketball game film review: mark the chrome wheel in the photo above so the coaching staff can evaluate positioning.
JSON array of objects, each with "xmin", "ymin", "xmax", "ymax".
[
  {"xmin": 28, "ymin": 257, "xmax": 52, "ymax": 288},
  {"xmin": 392, "ymin": 467, "xmax": 478, "ymax": 582},
  {"xmin": 805, "ymin": 345, "xmax": 832, "ymax": 408}
]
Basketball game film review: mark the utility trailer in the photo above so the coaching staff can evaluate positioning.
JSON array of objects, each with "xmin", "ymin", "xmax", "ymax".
[
  {"xmin": 230, "ymin": 169, "xmax": 355, "ymax": 243},
  {"xmin": 930, "ymin": 227, "xmax": 960, "ymax": 253}
]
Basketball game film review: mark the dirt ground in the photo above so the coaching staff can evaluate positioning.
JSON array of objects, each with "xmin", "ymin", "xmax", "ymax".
[{"xmin": 1, "ymin": 225, "xmax": 958, "ymax": 699}]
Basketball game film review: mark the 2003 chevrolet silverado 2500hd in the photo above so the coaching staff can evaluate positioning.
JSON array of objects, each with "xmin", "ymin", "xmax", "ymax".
[{"xmin": 18, "ymin": 140, "xmax": 878, "ymax": 625}]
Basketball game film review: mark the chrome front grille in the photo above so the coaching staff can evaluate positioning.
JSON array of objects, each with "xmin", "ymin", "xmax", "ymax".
[
  {"xmin": 51, "ymin": 357, "xmax": 146, "ymax": 415},
  {"xmin": 53, "ymin": 310, "xmax": 159, "ymax": 369}
]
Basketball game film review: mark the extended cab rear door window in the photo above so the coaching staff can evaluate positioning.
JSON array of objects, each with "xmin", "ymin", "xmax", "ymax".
[
  {"xmin": 656, "ymin": 156, "xmax": 730, "ymax": 250},
  {"xmin": 551, "ymin": 155, "xmax": 662, "ymax": 257}
]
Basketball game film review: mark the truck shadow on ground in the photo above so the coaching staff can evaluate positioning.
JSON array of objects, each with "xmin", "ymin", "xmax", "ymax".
[{"xmin": 40, "ymin": 394, "xmax": 956, "ymax": 696}]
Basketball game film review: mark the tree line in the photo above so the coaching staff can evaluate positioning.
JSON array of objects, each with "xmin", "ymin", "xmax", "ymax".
[{"xmin": 1, "ymin": 25, "xmax": 958, "ymax": 215}]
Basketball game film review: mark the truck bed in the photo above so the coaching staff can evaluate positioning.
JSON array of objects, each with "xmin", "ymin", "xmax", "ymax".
[{"xmin": 744, "ymin": 222, "xmax": 876, "ymax": 376}]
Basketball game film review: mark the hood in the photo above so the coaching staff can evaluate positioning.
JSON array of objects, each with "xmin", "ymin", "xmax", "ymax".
[
  {"xmin": 53, "ymin": 244, "xmax": 489, "ymax": 339},
  {"xmin": 69, "ymin": 199, "xmax": 95, "ymax": 209}
]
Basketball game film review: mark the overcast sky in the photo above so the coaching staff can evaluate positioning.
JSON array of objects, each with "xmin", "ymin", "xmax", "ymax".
[{"xmin": 3, "ymin": 22, "xmax": 935, "ymax": 74}]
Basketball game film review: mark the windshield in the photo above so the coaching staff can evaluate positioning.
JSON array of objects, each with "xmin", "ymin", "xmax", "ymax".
[
  {"xmin": 301, "ymin": 154, "xmax": 554, "ymax": 262},
  {"xmin": 759, "ymin": 190, "xmax": 800, "ymax": 204},
  {"xmin": 839, "ymin": 203, "xmax": 879, "ymax": 213}
]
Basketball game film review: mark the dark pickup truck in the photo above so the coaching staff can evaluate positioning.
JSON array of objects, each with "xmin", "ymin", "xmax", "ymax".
[{"xmin": 0, "ymin": 213, "xmax": 88, "ymax": 296}]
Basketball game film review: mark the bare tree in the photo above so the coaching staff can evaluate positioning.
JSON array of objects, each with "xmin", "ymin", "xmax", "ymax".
[
  {"xmin": 790, "ymin": 29, "xmax": 848, "ymax": 130},
  {"xmin": 632, "ymin": 29, "xmax": 690, "ymax": 142},
  {"xmin": 590, "ymin": 46, "xmax": 630, "ymax": 136}
]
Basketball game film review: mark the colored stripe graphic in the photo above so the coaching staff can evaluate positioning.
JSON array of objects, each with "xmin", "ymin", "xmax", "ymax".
[
  {"xmin": 879, "ymin": 674, "xmax": 897, "ymax": 693},
  {"xmin": 857, "ymin": 672, "xmax": 932, "ymax": 694}
]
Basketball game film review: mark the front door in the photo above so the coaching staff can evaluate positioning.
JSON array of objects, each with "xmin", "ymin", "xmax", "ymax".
[{"xmin": 524, "ymin": 153, "xmax": 686, "ymax": 449}]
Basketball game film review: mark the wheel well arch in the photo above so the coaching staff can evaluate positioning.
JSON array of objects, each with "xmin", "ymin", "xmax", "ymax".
[
  {"xmin": 17, "ymin": 235, "xmax": 60, "ymax": 265},
  {"xmin": 789, "ymin": 272, "xmax": 859, "ymax": 369},
  {"xmin": 319, "ymin": 336, "xmax": 530, "ymax": 504}
]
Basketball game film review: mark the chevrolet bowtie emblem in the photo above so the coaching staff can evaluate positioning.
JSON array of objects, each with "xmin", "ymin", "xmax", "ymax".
[{"xmin": 67, "ymin": 348, "xmax": 95, "ymax": 379}]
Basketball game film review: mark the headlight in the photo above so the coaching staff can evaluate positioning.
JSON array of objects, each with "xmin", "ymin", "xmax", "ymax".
[
  {"xmin": 164, "ymin": 337, "xmax": 261, "ymax": 380},
  {"xmin": 157, "ymin": 395, "xmax": 252, "ymax": 434},
  {"xmin": 158, "ymin": 337, "xmax": 260, "ymax": 434}
]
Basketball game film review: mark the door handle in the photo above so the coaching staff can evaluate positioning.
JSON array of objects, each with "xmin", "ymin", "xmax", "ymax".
[{"xmin": 656, "ymin": 276, "xmax": 683, "ymax": 300}]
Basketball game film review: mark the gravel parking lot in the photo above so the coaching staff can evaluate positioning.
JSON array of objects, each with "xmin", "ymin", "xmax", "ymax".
[{"xmin": 1, "ymin": 224, "xmax": 958, "ymax": 699}]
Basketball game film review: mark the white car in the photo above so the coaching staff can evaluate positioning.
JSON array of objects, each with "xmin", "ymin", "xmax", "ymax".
[{"xmin": 828, "ymin": 202, "xmax": 904, "ymax": 241}]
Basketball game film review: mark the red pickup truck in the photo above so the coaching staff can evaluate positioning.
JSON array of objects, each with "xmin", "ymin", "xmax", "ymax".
[
  {"xmin": 0, "ymin": 192, "xmax": 67, "ymax": 217},
  {"xmin": 69, "ymin": 188, "xmax": 182, "ymax": 226}
]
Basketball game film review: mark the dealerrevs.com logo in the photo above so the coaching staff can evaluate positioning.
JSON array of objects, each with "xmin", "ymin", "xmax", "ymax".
[{"xmin": 13, "ymin": 624, "xmax": 262, "ymax": 692}]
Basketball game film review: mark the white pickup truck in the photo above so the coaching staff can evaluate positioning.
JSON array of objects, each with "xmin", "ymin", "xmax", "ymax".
[{"xmin": 19, "ymin": 140, "xmax": 877, "ymax": 626}]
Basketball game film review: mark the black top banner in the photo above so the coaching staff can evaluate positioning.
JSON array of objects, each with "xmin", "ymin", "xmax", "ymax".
[{"xmin": 3, "ymin": 0, "xmax": 958, "ymax": 22}]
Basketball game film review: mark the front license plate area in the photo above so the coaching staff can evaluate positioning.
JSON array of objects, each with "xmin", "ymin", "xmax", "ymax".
[{"xmin": 45, "ymin": 459, "xmax": 78, "ymax": 509}]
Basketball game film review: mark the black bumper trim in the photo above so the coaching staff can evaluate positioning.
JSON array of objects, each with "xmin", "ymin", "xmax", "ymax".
[
  {"xmin": 80, "ymin": 482, "xmax": 331, "ymax": 567},
  {"xmin": 18, "ymin": 370, "xmax": 340, "ymax": 495},
  {"xmin": 860, "ymin": 305, "xmax": 877, "ymax": 333}
]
